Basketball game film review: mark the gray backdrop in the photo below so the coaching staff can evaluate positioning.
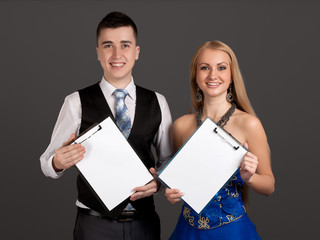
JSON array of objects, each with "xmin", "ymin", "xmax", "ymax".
[{"xmin": 1, "ymin": 0, "xmax": 319, "ymax": 239}]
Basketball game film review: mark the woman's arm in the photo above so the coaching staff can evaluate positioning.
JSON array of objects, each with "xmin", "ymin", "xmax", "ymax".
[{"xmin": 240, "ymin": 116, "xmax": 275, "ymax": 196}]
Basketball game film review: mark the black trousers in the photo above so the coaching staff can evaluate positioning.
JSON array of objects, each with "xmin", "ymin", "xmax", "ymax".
[{"xmin": 73, "ymin": 209, "xmax": 161, "ymax": 240}]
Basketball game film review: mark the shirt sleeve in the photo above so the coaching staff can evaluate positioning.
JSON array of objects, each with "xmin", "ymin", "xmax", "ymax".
[
  {"xmin": 153, "ymin": 93, "xmax": 174, "ymax": 172},
  {"xmin": 40, "ymin": 92, "xmax": 82, "ymax": 178}
]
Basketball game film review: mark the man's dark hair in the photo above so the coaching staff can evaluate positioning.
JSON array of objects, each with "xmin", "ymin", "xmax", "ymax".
[{"xmin": 96, "ymin": 11, "xmax": 138, "ymax": 44}]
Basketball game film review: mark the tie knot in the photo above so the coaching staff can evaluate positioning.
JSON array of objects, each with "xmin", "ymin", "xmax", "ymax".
[{"xmin": 113, "ymin": 89, "xmax": 128, "ymax": 99}]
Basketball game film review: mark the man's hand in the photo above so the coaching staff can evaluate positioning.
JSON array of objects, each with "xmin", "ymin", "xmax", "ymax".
[
  {"xmin": 130, "ymin": 168, "xmax": 160, "ymax": 201},
  {"xmin": 52, "ymin": 134, "xmax": 86, "ymax": 172}
]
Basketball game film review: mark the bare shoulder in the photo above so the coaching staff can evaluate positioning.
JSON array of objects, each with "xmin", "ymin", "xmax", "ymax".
[
  {"xmin": 231, "ymin": 109, "xmax": 266, "ymax": 143},
  {"xmin": 173, "ymin": 114, "xmax": 197, "ymax": 147},
  {"xmin": 174, "ymin": 114, "xmax": 195, "ymax": 128},
  {"xmin": 233, "ymin": 109, "xmax": 263, "ymax": 132}
]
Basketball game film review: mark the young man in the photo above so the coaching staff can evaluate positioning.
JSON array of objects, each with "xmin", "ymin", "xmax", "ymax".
[{"xmin": 40, "ymin": 12, "xmax": 173, "ymax": 240}]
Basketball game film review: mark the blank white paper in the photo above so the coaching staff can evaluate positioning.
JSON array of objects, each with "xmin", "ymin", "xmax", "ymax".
[
  {"xmin": 158, "ymin": 118, "xmax": 247, "ymax": 214},
  {"xmin": 75, "ymin": 117, "xmax": 153, "ymax": 211}
]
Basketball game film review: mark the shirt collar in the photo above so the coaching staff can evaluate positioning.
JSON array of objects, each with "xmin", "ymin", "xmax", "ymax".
[{"xmin": 99, "ymin": 76, "xmax": 136, "ymax": 101}]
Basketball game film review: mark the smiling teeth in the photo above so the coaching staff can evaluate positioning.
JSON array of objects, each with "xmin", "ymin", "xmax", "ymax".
[
  {"xmin": 207, "ymin": 83, "xmax": 221, "ymax": 86},
  {"xmin": 111, "ymin": 63, "xmax": 124, "ymax": 67}
]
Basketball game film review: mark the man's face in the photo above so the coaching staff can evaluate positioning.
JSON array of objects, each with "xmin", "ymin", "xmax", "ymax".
[{"xmin": 96, "ymin": 26, "xmax": 140, "ymax": 87}]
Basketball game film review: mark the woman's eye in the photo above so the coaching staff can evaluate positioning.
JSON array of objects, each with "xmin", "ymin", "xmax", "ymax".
[
  {"xmin": 200, "ymin": 66, "xmax": 209, "ymax": 70},
  {"xmin": 218, "ymin": 66, "xmax": 226, "ymax": 70}
]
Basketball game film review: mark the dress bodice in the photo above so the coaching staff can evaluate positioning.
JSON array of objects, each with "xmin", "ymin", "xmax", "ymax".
[{"xmin": 182, "ymin": 168, "xmax": 246, "ymax": 230}]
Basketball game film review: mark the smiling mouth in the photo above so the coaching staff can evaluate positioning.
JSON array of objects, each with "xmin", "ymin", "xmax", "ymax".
[
  {"xmin": 207, "ymin": 82, "xmax": 221, "ymax": 86},
  {"xmin": 110, "ymin": 63, "xmax": 125, "ymax": 67}
]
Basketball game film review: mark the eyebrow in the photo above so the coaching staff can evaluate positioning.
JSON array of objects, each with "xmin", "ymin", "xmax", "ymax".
[
  {"xmin": 100, "ymin": 40, "xmax": 133, "ymax": 45},
  {"xmin": 217, "ymin": 62, "xmax": 229, "ymax": 65},
  {"xmin": 198, "ymin": 62, "xmax": 229, "ymax": 65},
  {"xmin": 120, "ymin": 40, "xmax": 132, "ymax": 44}
]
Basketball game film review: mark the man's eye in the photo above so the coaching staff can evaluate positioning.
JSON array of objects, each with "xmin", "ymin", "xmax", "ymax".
[
  {"xmin": 103, "ymin": 44, "xmax": 112, "ymax": 48},
  {"xmin": 122, "ymin": 44, "xmax": 130, "ymax": 48}
]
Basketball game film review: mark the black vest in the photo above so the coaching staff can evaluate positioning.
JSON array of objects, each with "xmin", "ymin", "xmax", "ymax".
[{"xmin": 77, "ymin": 82, "xmax": 161, "ymax": 219}]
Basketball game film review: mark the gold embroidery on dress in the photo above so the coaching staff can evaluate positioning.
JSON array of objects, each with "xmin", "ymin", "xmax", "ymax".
[
  {"xmin": 223, "ymin": 215, "xmax": 242, "ymax": 225},
  {"xmin": 226, "ymin": 175, "xmax": 237, "ymax": 186},
  {"xmin": 225, "ymin": 181, "xmax": 241, "ymax": 198},
  {"xmin": 198, "ymin": 215, "xmax": 210, "ymax": 229},
  {"xmin": 183, "ymin": 205, "xmax": 245, "ymax": 230},
  {"xmin": 232, "ymin": 183, "xmax": 241, "ymax": 198},
  {"xmin": 183, "ymin": 207, "xmax": 195, "ymax": 226}
]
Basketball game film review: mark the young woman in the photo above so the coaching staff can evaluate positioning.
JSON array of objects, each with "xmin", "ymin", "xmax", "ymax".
[{"xmin": 165, "ymin": 41, "xmax": 275, "ymax": 239}]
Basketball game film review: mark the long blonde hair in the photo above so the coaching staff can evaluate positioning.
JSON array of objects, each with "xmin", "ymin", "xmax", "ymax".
[{"xmin": 190, "ymin": 40, "xmax": 256, "ymax": 116}]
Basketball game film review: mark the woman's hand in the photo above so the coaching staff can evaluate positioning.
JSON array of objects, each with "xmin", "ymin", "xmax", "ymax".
[
  {"xmin": 240, "ymin": 142, "xmax": 258, "ymax": 183},
  {"xmin": 165, "ymin": 188, "xmax": 184, "ymax": 204}
]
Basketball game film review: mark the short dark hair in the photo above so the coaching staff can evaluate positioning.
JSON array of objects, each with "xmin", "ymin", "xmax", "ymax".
[{"xmin": 96, "ymin": 11, "xmax": 138, "ymax": 44}]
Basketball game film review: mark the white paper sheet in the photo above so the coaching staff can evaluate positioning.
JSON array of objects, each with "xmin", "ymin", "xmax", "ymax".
[
  {"xmin": 75, "ymin": 117, "xmax": 153, "ymax": 211},
  {"xmin": 158, "ymin": 117, "xmax": 247, "ymax": 214}
]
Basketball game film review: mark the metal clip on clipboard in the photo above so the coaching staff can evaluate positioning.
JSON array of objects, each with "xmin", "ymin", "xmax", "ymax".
[
  {"xmin": 213, "ymin": 127, "xmax": 239, "ymax": 150},
  {"xmin": 70, "ymin": 123, "xmax": 102, "ymax": 145}
]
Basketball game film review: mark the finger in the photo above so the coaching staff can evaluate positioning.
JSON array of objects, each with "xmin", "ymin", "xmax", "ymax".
[
  {"xmin": 167, "ymin": 192, "xmax": 184, "ymax": 200},
  {"xmin": 244, "ymin": 142, "xmax": 249, "ymax": 150},
  {"xmin": 67, "ymin": 149, "xmax": 86, "ymax": 163},
  {"xmin": 149, "ymin": 167, "xmax": 156, "ymax": 176},
  {"xmin": 242, "ymin": 156, "xmax": 258, "ymax": 166},
  {"xmin": 57, "ymin": 146, "xmax": 85, "ymax": 163},
  {"xmin": 59, "ymin": 144, "xmax": 84, "ymax": 155},
  {"xmin": 165, "ymin": 188, "xmax": 180, "ymax": 195},
  {"xmin": 241, "ymin": 164, "xmax": 256, "ymax": 174},
  {"xmin": 63, "ymin": 134, "xmax": 76, "ymax": 146},
  {"xmin": 130, "ymin": 187, "xmax": 157, "ymax": 201},
  {"xmin": 166, "ymin": 190, "xmax": 184, "ymax": 204},
  {"xmin": 241, "ymin": 158, "xmax": 258, "ymax": 169},
  {"xmin": 245, "ymin": 151, "xmax": 258, "ymax": 160},
  {"xmin": 165, "ymin": 188, "xmax": 183, "ymax": 197},
  {"xmin": 134, "ymin": 180, "xmax": 157, "ymax": 192},
  {"xmin": 170, "ymin": 198, "xmax": 182, "ymax": 204},
  {"xmin": 243, "ymin": 152, "xmax": 258, "ymax": 161},
  {"xmin": 55, "ymin": 147, "xmax": 86, "ymax": 169},
  {"xmin": 68, "ymin": 154, "xmax": 85, "ymax": 168}
]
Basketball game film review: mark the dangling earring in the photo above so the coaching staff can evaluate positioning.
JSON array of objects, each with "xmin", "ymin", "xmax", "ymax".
[
  {"xmin": 196, "ymin": 86, "xmax": 203, "ymax": 102},
  {"xmin": 226, "ymin": 85, "xmax": 234, "ymax": 103}
]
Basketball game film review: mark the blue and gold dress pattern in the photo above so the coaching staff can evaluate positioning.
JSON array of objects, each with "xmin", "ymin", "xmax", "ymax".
[{"xmin": 169, "ymin": 169, "xmax": 261, "ymax": 240}]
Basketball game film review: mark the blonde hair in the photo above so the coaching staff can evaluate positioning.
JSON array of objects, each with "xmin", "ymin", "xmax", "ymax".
[{"xmin": 190, "ymin": 40, "xmax": 256, "ymax": 116}]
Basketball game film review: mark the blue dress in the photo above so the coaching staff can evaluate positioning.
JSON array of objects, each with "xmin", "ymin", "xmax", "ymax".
[{"xmin": 169, "ymin": 169, "xmax": 261, "ymax": 240}]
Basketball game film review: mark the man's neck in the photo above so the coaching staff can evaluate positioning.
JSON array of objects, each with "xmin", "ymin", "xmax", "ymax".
[{"xmin": 104, "ymin": 75, "xmax": 132, "ymax": 89}]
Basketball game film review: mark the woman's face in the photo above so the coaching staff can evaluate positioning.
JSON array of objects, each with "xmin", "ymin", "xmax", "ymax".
[{"xmin": 196, "ymin": 48, "xmax": 232, "ymax": 100}]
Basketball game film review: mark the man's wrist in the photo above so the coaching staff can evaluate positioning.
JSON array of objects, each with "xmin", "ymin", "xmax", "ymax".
[{"xmin": 52, "ymin": 157, "xmax": 63, "ymax": 172}]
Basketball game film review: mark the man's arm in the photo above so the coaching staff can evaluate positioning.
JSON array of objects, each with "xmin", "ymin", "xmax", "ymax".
[{"xmin": 40, "ymin": 92, "xmax": 82, "ymax": 178}]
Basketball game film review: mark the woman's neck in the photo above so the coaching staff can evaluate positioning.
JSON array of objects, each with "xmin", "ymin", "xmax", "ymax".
[{"xmin": 202, "ymin": 97, "xmax": 232, "ymax": 123}]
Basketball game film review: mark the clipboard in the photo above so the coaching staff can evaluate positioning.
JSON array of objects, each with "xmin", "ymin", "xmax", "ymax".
[
  {"xmin": 158, "ymin": 117, "xmax": 247, "ymax": 214},
  {"xmin": 74, "ymin": 116, "xmax": 153, "ymax": 211}
]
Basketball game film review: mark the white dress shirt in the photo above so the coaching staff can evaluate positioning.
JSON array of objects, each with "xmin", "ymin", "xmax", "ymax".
[{"xmin": 40, "ymin": 77, "xmax": 173, "ymax": 208}]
